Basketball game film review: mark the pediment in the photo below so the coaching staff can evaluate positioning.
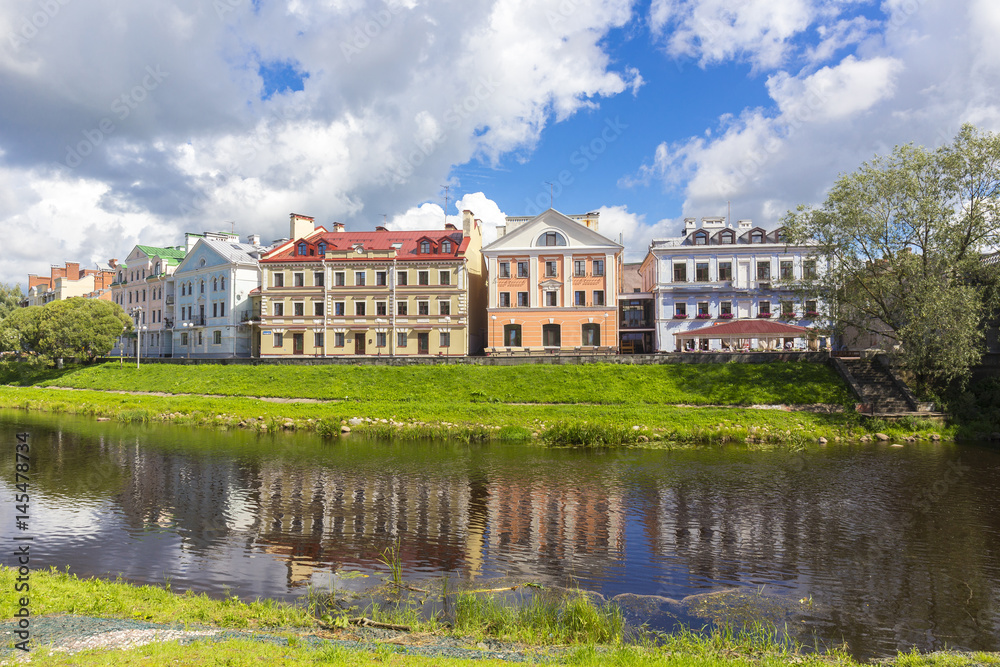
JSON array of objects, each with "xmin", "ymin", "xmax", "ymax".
[{"xmin": 484, "ymin": 209, "xmax": 622, "ymax": 252}]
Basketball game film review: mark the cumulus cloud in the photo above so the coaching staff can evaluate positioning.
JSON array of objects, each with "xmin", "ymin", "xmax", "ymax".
[{"xmin": 0, "ymin": 0, "xmax": 637, "ymax": 286}]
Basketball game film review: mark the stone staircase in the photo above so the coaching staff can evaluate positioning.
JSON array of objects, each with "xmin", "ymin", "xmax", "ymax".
[{"xmin": 840, "ymin": 358, "xmax": 916, "ymax": 414}]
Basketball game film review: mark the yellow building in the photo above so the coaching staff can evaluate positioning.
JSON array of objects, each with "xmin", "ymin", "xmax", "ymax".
[{"xmin": 257, "ymin": 212, "xmax": 486, "ymax": 357}]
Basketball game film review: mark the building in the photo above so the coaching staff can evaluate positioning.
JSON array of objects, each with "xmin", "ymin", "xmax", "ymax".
[
  {"xmin": 482, "ymin": 209, "xmax": 623, "ymax": 352},
  {"xmin": 24, "ymin": 262, "xmax": 117, "ymax": 307},
  {"xmin": 256, "ymin": 212, "xmax": 486, "ymax": 357},
  {"xmin": 618, "ymin": 263, "xmax": 655, "ymax": 354},
  {"xmin": 110, "ymin": 242, "xmax": 191, "ymax": 357},
  {"xmin": 170, "ymin": 233, "xmax": 270, "ymax": 358},
  {"xmin": 639, "ymin": 217, "xmax": 827, "ymax": 352}
]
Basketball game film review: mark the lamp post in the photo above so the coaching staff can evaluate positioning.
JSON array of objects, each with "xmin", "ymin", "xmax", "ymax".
[
  {"xmin": 129, "ymin": 307, "xmax": 143, "ymax": 369},
  {"xmin": 180, "ymin": 322, "xmax": 193, "ymax": 360}
]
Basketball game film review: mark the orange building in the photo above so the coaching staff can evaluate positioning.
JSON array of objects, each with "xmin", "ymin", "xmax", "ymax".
[{"xmin": 482, "ymin": 209, "xmax": 623, "ymax": 352}]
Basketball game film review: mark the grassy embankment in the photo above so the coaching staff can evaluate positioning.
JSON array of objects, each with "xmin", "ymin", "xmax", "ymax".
[
  {"xmin": 3, "ymin": 567, "xmax": 995, "ymax": 666},
  {"xmin": 0, "ymin": 360, "xmax": 952, "ymax": 445}
]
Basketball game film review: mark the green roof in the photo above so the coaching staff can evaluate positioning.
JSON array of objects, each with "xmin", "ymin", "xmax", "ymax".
[{"xmin": 136, "ymin": 245, "xmax": 187, "ymax": 260}]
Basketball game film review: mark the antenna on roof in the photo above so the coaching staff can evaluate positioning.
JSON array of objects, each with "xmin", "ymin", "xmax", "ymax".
[
  {"xmin": 226, "ymin": 220, "xmax": 235, "ymax": 234},
  {"xmin": 544, "ymin": 182, "xmax": 554, "ymax": 208},
  {"xmin": 441, "ymin": 185, "xmax": 450, "ymax": 227}
]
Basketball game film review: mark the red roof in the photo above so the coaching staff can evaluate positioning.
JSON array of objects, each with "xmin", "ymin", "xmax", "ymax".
[
  {"xmin": 673, "ymin": 319, "xmax": 813, "ymax": 337},
  {"xmin": 261, "ymin": 229, "xmax": 470, "ymax": 263}
]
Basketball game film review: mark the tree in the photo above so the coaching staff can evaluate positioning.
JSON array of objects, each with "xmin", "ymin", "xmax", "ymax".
[
  {"xmin": 784, "ymin": 124, "xmax": 1000, "ymax": 395},
  {"xmin": 0, "ymin": 282, "xmax": 24, "ymax": 321},
  {"xmin": 0, "ymin": 299, "xmax": 132, "ymax": 362}
]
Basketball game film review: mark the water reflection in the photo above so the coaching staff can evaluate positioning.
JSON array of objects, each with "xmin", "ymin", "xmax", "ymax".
[{"xmin": 1, "ymin": 410, "xmax": 998, "ymax": 659}]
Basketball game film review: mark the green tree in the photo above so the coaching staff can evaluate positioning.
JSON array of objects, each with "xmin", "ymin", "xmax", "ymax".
[
  {"xmin": 0, "ymin": 299, "xmax": 131, "ymax": 362},
  {"xmin": 0, "ymin": 305, "xmax": 43, "ymax": 354},
  {"xmin": 0, "ymin": 282, "xmax": 24, "ymax": 321},
  {"xmin": 784, "ymin": 124, "xmax": 1000, "ymax": 395}
]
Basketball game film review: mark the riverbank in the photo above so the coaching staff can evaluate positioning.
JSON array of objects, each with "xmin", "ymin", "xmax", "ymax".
[
  {"xmin": 2, "ymin": 567, "xmax": 995, "ymax": 666},
  {"xmin": 0, "ymin": 360, "xmax": 953, "ymax": 444}
]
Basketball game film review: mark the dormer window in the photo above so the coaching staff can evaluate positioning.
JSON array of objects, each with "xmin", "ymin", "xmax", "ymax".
[
  {"xmin": 751, "ymin": 231, "xmax": 764, "ymax": 244},
  {"xmin": 297, "ymin": 242, "xmax": 307, "ymax": 256},
  {"xmin": 719, "ymin": 230, "xmax": 735, "ymax": 244},
  {"xmin": 441, "ymin": 240, "xmax": 452, "ymax": 254},
  {"xmin": 774, "ymin": 229, "xmax": 786, "ymax": 242},
  {"xmin": 317, "ymin": 242, "xmax": 327, "ymax": 255},
  {"xmin": 693, "ymin": 231, "xmax": 709, "ymax": 245},
  {"xmin": 420, "ymin": 241, "xmax": 430, "ymax": 254}
]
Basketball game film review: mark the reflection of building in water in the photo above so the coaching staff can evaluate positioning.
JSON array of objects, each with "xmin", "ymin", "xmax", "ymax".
[{"xmin": 484, "ymin": 479, "xmax": 625, "ymax": 579}]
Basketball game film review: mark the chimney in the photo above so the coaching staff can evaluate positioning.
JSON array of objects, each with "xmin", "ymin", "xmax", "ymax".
[
  {"xmin": 109, "ymin": 259, "xmax": 118, "ymax": 268},
  {"xmin": 332, "ymin": 222, "xmax": 346, "ymax": 233},
  {"xmin": 65, "ymin": 262, "xmax": 81, "ymax": 278},
  {"xmin": 375, "ymin": 225, "xmax": 388, "ymax": 232},
  {"xmin": 444, "ymin": 222, "xmax": 458, "ymax": 231},
  {"xmin": 290, "ymin": 213, "xmax": 315, "ymax": 240},
  {"xmin": 462, "ymin": 210, "xmax": 474, "ymax": 237},
  {"xmin": 496, "ymin": 226, "xmax": 506, "ymax": 238},
  {"xmin": 185, "ymin": 233, "xmax": 200, "ymax": 251},
  {"xmin": 738, "ymin": 219, "xmax": 753, "ymax": 230},
  {"xmin": 246, "ymin": 234, "xmax": 261, "ymax": 246}
]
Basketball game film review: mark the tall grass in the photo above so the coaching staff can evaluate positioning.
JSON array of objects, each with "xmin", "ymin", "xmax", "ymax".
[{"xmin": 452, "ymin": 591, "xmax": 624, "ymax": 644}]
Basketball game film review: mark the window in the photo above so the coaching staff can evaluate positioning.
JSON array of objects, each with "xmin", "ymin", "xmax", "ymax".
[
  {"xmin": 297, "ymin": 242, "xmax": 307, "ymax": 255},
  {"xmin": 213, "ymin": 303, "xmax": 218, "ymax": 317},
  {"xmin": 439, "ymin": 270, "xmax": 450, "ymax": 285},
  {"xmin": 574, "ymin": 260, "xmax": 586, "ymax": 277},
  {"xmin": 544, "ymin": 261, "xmax": 557, "ymax": 277},
  {"xmin": 718, "ymin": 262, "xmax": 733, "ymax": 281},
  {"xmin": 721, "ymin": 301, "xmax": 732, "ymax": 316},
  {"xmin": 376, "ymin": 332, "xmax": 386, "ymax": 348},
  {"xmin": 542, "ymin": 323, "xmax": 561, "ymax": 347},
  {"xmin": 314, "ymin": 302, "xmax": 324, "ymax": 316},
  {"xmin": 441, "ymin": 240, "xmax": 452, "ymax": 254},
  {"xmin": 315, "ymin": 272, "xmax": 325, "ymax": 286},
  {"xmin": 593, "ymin": 259, "xmax": 605, "ymax": 276},
  {"xmin": 780, "ymin": 260, "xmax": 793, "ymax": 280},
  {"xmin": 675, "ymin": 302, "xmax": 687, "ymax": 317},
  {"xmin": 775, "ymin": 229, "xmax": 787, "ymax": 243},
  {"xmin": 274, "ymin": 333, "xmax": 283, "ymax": 347},
  {"xmin": 181, "ymin": 332, "xmax": 188, "ymax": 346},
  {"xmin": 499, "ymin": 262, "xmax": 510, "ymax": 278},
  {"xmin": 574, "ymin": 290, "xmax": 585, "ymax": 306},
  {"xmin": 698, "ymin": 302, "xmax": 709, "ymax": 316},
  {"xmin": 751, "ymin": 230, "xmax": 764, "ymax": 243},
  {"xmin": 720, "ymin": 230, "xmax": 735, "ymax": 244},
  {"xmin": 781, "ymin": 301, "xmax": 794, "ymax": 316},
  {"xmin": 397, "ymin": 271, "xmax": 408, "ymax": 286},
  {"xmin": 759, "ymin": 301, "xmax": 771, "ymax": 315},
  {"xmin": 376, "ymin": 301, "xmax": 387, "ymax": 316},
  {"xmin": 355, "ymin": 302, "xmax": 366, "ymax": 316},
  {"xmin": 317, "ymin": 242, "xmax": 327, "ymax": 255},
  {"xmin": 503, "ymin": 324, "xmax": 522, "ymax": 346},
  {"xmin": 439, "ymin": 301, "xmax": 451, "ymax": 316},
  {"xmin": 420, "ymin": 241, "xmax": 430, "ymax": 254},
  {"xmin": 440, "ymin": 331, "xmax": 451, "ymax": 347},
  {"xmin": 293, "ymin": 302, "xmax": 304, "ymax": 317},
  {"xmin": 418, "ymin": 301, "xmax": 429, "ymax": 316},
  {"xmin": 315, "ymin": 332, "xmax": 324, "ymax": 348},
  {"xmin": 673, "ymin": 262, "xmax": 687, "ymax": 282},
  {"xmin": 397, "ymin": 332, "xmax": 407, "ymax": 348},
  {"xmin": 220, "ymin": 276, "xmax": 225, "ymax": 290},
  {"xmin": 499, "ymin": 292, "xmax": 511, "ymax": 307},
  {"xmin": 517, "ymin": 292, "xmax": 529, "ymax": 307},
  {"xmin": 295, "ymin": 272, "xmax": 306, "ymax": 287},
  {"xmin": 517, "ymin": 261, "xmax": 528, "ymax": 278},
  {"xmin": 581, "ymin": 323, "xmax": 600, "ymax": 346},
  {"xmin": 545, "ymin": 291, "xmax": 557, "ymax": 306},
  {"xmin": 355, "ymin": 271, "xmax": 366, "ymax": 286},
  {"xmin": 213, "ymin": 277, "xmax": 218, "ymax": 291},
  {"xmin": 181, "ymin": 283, "xmax": 186, "ymax": 296},
  {"xmin": 334, "ymin": 302, "xmax": 345, "ymax": 316},
  {"xmin": 273, "ymin": 302, "xmax": 284, "ymax": 316},
  {"xmin": 693, "ymin": 231, "xmax": 708, "ymax": 245},
  {"xmin": 334, "ymin": 332, "xmax": 345, "ymax": 347},
  {"xmin": 593, "ymin": 290, "xmax": 604, "ymax": 306},
  {"xmin": 804, "ymin": 260, "xmax": 817, "ymax": 279},
  {"xmin": 397, "ymin": 301, "xmax": 408, "ymax": 316},
  {"xmin": 376, "ymin": 271, "xmax": 387, "ymax": 286},
  {"xmin": 757, "ymin": 261, "xmax": 771, "ymax": 280},
  {"xmin": 418, "ymin": 271, "xmax": 429, "ymax": 286},
  {"xmin": 696, "ymin": 262, "xmax": 709, "ymax": 282},
  {"xmin": 213, "ymin": 330, "xmax": 222, "ymax": 345},
  {"xmin": 540, "ymin": 231, "xmax": 566, "ymax": 246},
  {"xmin": 335, "ymin": 272, "xmax": 346, "ymax": 286},
  {"xmin": 273, "ymin": 273, "xmax": 284, "ymax": 287}
]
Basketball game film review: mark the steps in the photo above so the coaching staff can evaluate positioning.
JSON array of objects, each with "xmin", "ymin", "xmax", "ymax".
[{"xmin": 840, "ymin": 358, "xmax": 915, "ymax": 413}]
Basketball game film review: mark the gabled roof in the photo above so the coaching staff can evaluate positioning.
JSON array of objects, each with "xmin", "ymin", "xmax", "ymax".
[
  {"xmin": 136, "ymin": 245, "xmax": 187, "ymax": 260},
  {"xmin": 483, "ymin": 209, "xmax": 623, "ymax": 252},
  {"xmin": 673, "ymin": 319, "xmax": 813, "ymax": 338},
  {"xmin": 262, "ymin": 229, "xmax": 469, "ymax": 263},
  {"xmin": 174, "ymin": 237, "xmax": 269, "ymax": 274}
]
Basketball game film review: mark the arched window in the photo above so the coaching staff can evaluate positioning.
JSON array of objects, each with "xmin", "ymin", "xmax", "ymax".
[
  {"xmin": 220, "ymin": 276, "xmax": 226, "ymax": 290},
  {"xmin": 503, "ymin": 324, "xmax": 522, "ymax": 347},
  {"xmin": 693, "ymin": 231, "xmax": 709, "ymax": 245},
  {"xmin": 720, "ymin": 230, "xmax": 735, "ymax": 244},
  {"xmin": 181, "ymin": 283, "xmax": 186, "ymax": 296},
  {"xmin": 536, "ymin": 231, "xmax": 567, "ymax": 247},
  {"xmin": 751, "ymin": 230, "xmax": 764, "ymax": 243},
  {"xmin": 200, "ymin": 281, "xmax": 205, "ymax": 294},
  {"xmin": 581, "ymin": 323, "xmax": 600, "ymax": 346},
  {"xmin": 297, "ymin": 242, "xmax": 307, "ymax": 256},
  {"xmin": 420, "ymin": 241, "xmax": 430, "ymax": 254},
  {"xmin": 213, "ymin": 277, "xmax": 218, "ymax": 291}
]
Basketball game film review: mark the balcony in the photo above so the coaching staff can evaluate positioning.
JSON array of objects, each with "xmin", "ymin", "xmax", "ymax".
[{"xmin": 165, "ymin": 295, "xmax": 174, "ymax": 305}]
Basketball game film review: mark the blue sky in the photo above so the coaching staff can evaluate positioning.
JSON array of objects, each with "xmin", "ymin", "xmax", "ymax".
[{"xmin": 2, "ymin": 0, "xmax": 999, "ymax": 286}]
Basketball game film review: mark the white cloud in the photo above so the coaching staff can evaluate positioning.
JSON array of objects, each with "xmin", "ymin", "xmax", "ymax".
[
  {"xmin": 767, "ymin": 55, "xmax": 904, "ymax": 122},
  {"xmin": 0, "ymin": 0, "xmax": 637, "ymax": 287}
]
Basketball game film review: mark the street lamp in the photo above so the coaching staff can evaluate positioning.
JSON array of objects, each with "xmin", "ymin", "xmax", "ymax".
[
  {"xmin": 129, "ymin": 307, "xmax": 144, "ymax": 369},
  {"xmin": 180, "ymin": 322, "xmax": 193, "ymax": 360}
]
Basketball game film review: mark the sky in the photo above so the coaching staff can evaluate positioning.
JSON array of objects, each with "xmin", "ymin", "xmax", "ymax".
[{"xmin": 2, "ymin": 0, "xmax": 999, "ymax": 289}]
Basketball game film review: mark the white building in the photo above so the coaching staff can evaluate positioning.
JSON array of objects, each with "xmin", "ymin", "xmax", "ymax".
[
  {"xmin": 171, "ymin": 233, "xmax": 270, "ymax": 359},
  {"xmin": 639, "ymin": 217, "xmax": 827, "ymax": 352}
]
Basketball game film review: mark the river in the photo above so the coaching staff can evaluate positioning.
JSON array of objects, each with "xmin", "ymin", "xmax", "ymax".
[{"xmin": 1, "ymin": 409, "xmax": 998, "ymax": 659}]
